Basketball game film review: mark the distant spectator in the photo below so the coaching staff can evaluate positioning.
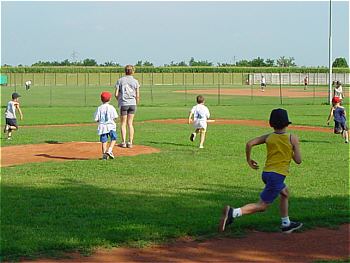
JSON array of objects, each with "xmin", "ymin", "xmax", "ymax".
[
  {"xmin": 334, "ymin": 81, "xmax": 344, "ymax": 101},
  {"xmin": 260, "ymin": 75, "xmax": 266, "ymax": 92},
  {"xmin": 25, "ymin": 80, "xmax": 32, "ymax": 90},
  {"xmin": 303, "ymin": 76, "xmax": 308, "ymax": 90}
]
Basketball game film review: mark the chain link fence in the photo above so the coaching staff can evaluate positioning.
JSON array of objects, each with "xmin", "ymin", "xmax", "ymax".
[{"xmin": 1, "ymin": 72, "xmax": 349, "ymax": 107}]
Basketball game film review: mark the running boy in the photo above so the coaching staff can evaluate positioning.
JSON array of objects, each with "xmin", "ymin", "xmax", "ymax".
[
  {"xmin": 188, "ymin": 95, "xmax": 211, "ymax": 149},
  {"xmin": 327, "ymin": 97, "xmax": 349, "ymax": 143},
  {"xmin": 219, "ymin": 108, "xmax": 303, "ymax": 233},
  {"xmin": 4, "ymin": 92, "xmax": 23, "ymax": 140},
  {"xmin": 94, "ymin": 92, "xmax": 118, "ymax": 159}
]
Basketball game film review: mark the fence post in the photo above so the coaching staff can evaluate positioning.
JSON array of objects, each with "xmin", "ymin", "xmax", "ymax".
[
  {"xmin": 84, "ymin": 73, "xmax": 87, "ymax": 106},
  {"xmin": 250, "ymin": 74, "xmax": 253, "ymax": 101},
  {"xmin": 50, "ymin": 76, "xmax": 53, "ymax": 107},
  {"xmin": 54, "ymin": 72, "xmax": 57, "ymax": 86},
  {"xmin": 77, "ymin": 73, "xmax": 79, "ymax": 86},
  {"xmin": 14, "ymin": 74, "xmax": 17, "ymax": 92},
  {"xmin": 279, "ymin": 72, "xmax": 283, "ymax": 105},
  {"xmin": 151, "ymin": 72, "xmax": 154, "ymax": 104},
  {"xmin": 44, "ymin": 72, "xmax": 46, "ymax": 86},
  {"xmin": 218, "ymin": 72, "xmax": 221, "ymax": 105},
  {"xmin": 184, "ymin": 72, "xmax": 187, "ymax": 106},
  {"xmin": 141, "ymin": 72, "xmax": 144, "ymax": 85},
  {"xmin": 66, "ymin": 73, "xmax": 68, "ymax": 86},
  {"xmin": 99, "ymin": 72, "xmax": 101, "ymax": 86},
  {"xmin": 192, "ymin": 72, "xmax": 195, "ymax": 86},
  {"xmin": 203, "ymin": 72, "xmax": 205, "ymax": 85}
]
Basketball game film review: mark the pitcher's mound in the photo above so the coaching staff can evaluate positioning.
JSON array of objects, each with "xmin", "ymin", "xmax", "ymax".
[{"xmin": 1, "ymin": 142, "xmax": 160, "ymax": 167}]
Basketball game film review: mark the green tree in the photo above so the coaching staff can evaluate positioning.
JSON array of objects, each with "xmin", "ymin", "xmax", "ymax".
[
  {"xmin": 276, "ymin": 56, "xmax": 296, "ymax": 67},
  {"xmin": 251, "ymin": 57, "xmax": 266, "ymax": 67},
  {"xmin": 332, "ymin": 57, "xmax": 348, "ymax": 68},
  {"xmin": 82, "ymin": 58, "xmax": 98, "ymax": 66}
]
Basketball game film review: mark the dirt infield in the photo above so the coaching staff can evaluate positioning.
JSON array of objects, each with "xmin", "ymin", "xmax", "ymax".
[
  {"xmin": 1, "ymin": 142, "xmax": 160, "ymax": 167},
  {"xmin": 26, "ymin": 224, "xmax": 349, "ymax": 263},
  {"xmin": 175, "ymin": 88, "xmax": 328, "ymax": 98},
  {"xmin": 146, "ymin": 118, "xmax": 332, "ymax": 133}
]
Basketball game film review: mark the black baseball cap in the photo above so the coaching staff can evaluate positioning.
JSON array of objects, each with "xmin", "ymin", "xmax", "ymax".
[
  {"xmin": 269, "ymin": 108, "xmax": 292, "ymax": 129},
  {"xmin": 12, "ymin": 92, "xmax": 21, "ymax": 99}
]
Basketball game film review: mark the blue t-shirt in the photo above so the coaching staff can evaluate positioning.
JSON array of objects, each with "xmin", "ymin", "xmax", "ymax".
[{"xmin": 334, "ymin": 106, "xmax": 346, "ymax": 123}]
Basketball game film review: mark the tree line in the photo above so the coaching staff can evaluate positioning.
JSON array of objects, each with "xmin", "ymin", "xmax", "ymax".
[{"xmin": 5, "ymin": 56, "xmax": 348, "ymax": 68}]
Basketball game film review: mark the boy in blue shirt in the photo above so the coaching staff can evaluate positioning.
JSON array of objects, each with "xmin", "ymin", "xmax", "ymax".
[{"xmin": 327, "ymin": 97, "xmax": 348, "ymax": 143}]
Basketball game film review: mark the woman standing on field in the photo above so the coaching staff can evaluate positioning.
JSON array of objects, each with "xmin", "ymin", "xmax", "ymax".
[{"xmin": 115, "ymin": 65, "xmax": 140, "ymax": 148}]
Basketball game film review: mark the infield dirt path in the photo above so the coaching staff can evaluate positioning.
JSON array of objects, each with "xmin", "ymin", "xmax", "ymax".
[
  {"xmin": 146, "ymin": 118, "xmax": 332, "ymax": 133},
  {"xmin": 26, "ymin": 224, "xmax": 349, "ymax": 262},
  {"xmin": 175, "ymin": 88, "xmax": 328, "ymax": 98},
  {"xmin": 0, "ymin": 142, "xmax": 160, "ymax": 167},
  {"xmin": 21, "ymin": 119, "xmax": 331, "ymax": 133}
]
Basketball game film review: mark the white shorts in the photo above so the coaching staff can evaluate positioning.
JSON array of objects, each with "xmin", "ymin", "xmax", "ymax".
[{"xmin": 193, "ymin": 120, "xmax": 207, "ymax": 130}]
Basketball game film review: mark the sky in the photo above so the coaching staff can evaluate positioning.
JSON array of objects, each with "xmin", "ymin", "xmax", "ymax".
[{"xmin": 1, "ymin": 1, "xmax": 349, "ymax": 67}]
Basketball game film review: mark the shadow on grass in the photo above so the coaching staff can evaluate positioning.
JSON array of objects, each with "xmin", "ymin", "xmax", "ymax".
[
  {"xmin": 1, "ymin": 181, "xmax": 349, "ymax": 261},
  {"xmin": 35, "ymin": 153, "xmax": 90, "ymax": 161}
]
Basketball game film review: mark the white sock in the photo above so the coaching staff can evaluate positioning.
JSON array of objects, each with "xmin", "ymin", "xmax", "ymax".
[
  {"xmin": 281, "ymin": 216, "xmax": 290, "ymax": 227},
  {"xmin": 232, "ymin": 208, "xmax": 242, "ymax": 218},
  {"xmin": 108, "ymin": 147, "xmax": 113, "ymax": 153}
]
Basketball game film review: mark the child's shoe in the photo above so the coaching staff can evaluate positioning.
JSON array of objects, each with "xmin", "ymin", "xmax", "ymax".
[
  {"xmin": 3, "ymin": 125, "xmax": 9, "ymax": 133},
  {"xmin": 281, "ymin": 221, "xmax": 303, "ymax": 234},
  {"xmin": 106, "ymin": 151, "xmax": 115, "ymax": 159},
  {"xmin": 190, "ymin": 133, "xmax": 196, "ymax": 142},
  {"xmin": 102, "ymin": 153, "xmax": 108, "ymax": 160},
  {"xmin": 119, "ymin": 143, "xmax": 127, "ymax": 148},
  {"xmin": 126, "ymin": 142, "xmax": 133, "ymax": 148},
  {"xmin": 218, "ymin": 205, "xmax": 234, "ymax": 232},
  {"xmin": 199, "ymin": 145, "xmax": 204, "ymax": 149}
]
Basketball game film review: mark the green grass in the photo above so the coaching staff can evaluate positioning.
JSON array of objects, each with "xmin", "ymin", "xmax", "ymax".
[{"xmin": 1, "ymin": 84, "xmax": 349, "ymax": 261}]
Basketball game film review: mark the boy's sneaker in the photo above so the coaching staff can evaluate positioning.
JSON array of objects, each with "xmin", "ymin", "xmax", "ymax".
[
  {"xmin": 7, "ymin": 137, "xmax": 12, "ymax": 140},
  {"xmin": 106, "ymin": 151, "xmax": 115, "ymax": 159},
  {"xmin": 3, "ymin": 125, "xmax": 9, "ymax": 133},
  {"xmin": 126, "ymin": 142, "xmax": 133, "ymax": 148},
  {"xmin": 119, "ymin": 143, "xmax": 127, "ymax": 148},
  {"xmin": 190, "ymin": 133, "xmax": 196, "ymax": 142},
  {"xmin": 281, "ymin": 221, "xmax": 303, "ymax": 234},
  {"xmin": 218, "ymin": 205, "xmax": 234, "ymax": 232},
  {"xmin": 102, "ymin": 154, "xmax": 108, "ymax": 160},
  {"xmin": 199, "ymin": 145, "xmax": 204, "ymax": 149}
]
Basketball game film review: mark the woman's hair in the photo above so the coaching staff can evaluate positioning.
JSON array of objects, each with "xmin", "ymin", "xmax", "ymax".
[{"xmin": 125, "ymin": 65, "xmax": 135, "ymax": 75}]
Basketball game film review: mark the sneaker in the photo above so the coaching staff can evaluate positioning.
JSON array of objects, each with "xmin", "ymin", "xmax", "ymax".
[
  {"xmin": 119, "ymin": 143, "xmax": 127, "ymax": 148},
  {"xmin": 3, "ymin": 125, "xmax": 9, "ymax": 133},
  {"xmin": 7, "ymin": 137, "xmax": 12, "ymax": 140},
  {"xmin": 218, "ymin": 206, "xmax": 234, "ymax": 232},
  {"xmin": 127, "ymin": 142, "xmax": 133, "ymax": 148},
  {"xmin": 199, "ymin": 145, "xmax": 204, "ymax": 149},
  {"xmin": 281, "ymin": 221, "xmax": 303, "ymax": 234},
  {"xmin": 106, "ymin": 151, "xmax": 115, "ymax": 159},
  {"xmin": 190, "ymin": 133, "xmax": 196, "ymax": 142},
  {"xmin": 102, "ymin": 154, "xmax": 108, "ymax": 160},
  {"xmin": 345, "ymin": 140, "xmax": 349, "ymax": 144}
]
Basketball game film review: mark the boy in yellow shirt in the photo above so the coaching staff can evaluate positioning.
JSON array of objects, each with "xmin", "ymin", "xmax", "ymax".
[{"xmin": 219, "ymin": 109, "xmax": 303, "ymax": 234}]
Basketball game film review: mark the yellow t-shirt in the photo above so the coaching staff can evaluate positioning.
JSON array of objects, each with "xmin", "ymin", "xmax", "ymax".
[{"xmin": 263, "ymin": 133, "xmax": 293, "ymax": 176}]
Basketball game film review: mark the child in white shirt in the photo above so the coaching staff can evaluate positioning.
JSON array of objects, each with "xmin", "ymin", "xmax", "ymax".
[
  {"xmin": 188, "ymin": 95, "xmax": 211, "ymax": 149},
  {"xmin": 94, "ymin": 92, "xmax": 118, "ymax": 160}
]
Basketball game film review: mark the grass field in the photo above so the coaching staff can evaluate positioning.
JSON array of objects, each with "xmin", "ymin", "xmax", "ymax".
[{"xmin": 1, "ymin": 83, "xmax": 349, "ymax": 261}]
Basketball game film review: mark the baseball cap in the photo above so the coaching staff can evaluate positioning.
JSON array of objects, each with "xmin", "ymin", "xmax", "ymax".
[
  {"xmin": 332, "ymin": 97, "xmax": 341, "ymax": 104},
  {"xmin": 269, "ymin": 108, "xmax": 292, "ymax": 129},
  {"xmin": 100, "ymin": 91, "xmax": 112, "ymax": 102},
  {"xmin": 12, "ymin": 92, "xmax": 21, "ymax": 99}
]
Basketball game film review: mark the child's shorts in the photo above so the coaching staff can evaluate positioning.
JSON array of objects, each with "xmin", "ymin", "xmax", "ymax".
[
  {"xmin": 334, "ymin": 121, "xmax": 348, "ymax": 134},
  {"xmin": 260, "ymin": 171, "xmax": 286, "ymax": 204},
  {"xmin": 100, "ymin": 130, "xmax": 117, "ymax": 143},
  {"xmin": 5, "ymin": 118, "xmax": 18, "ymax": 129},
  {"xmin": 193, "ymin": 120, "xmax": 207, "ymax": 131}
]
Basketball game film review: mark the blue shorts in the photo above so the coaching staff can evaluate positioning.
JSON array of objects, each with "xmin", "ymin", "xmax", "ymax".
[
  {"xmin": 260, "ymin": 171, "xmax": 286, "ymax": 204},
  {"xmin": 100, "ymin": 130, "xmax": 117, "ymax": 143}
]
